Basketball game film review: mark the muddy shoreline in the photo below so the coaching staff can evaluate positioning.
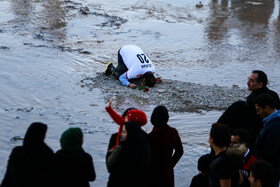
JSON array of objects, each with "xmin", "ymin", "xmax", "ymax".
[{"xmin": 81, "ymin": 72, "xmax": 250, "ymax": 113}]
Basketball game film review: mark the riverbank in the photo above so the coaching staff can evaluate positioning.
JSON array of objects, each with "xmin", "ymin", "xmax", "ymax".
[
  {"xmin": 81, "ymin": 72, "xmax": 249, "ymax": 113},
  {"xmin": 1, "ymin": 0, "xmax": 280, "ymax": 186}
]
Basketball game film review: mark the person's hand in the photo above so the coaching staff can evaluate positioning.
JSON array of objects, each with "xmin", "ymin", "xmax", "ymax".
[
  {"xmin": 106, "ymin": 99, "xmax": 113, "ymax": 109},
  {"xmin": 128, "ymin": 83, "xmax": 136, "ymax": 89},
  {"xmin": 156, "ymin": 77, "xmax": 162, "ymax": 83}
]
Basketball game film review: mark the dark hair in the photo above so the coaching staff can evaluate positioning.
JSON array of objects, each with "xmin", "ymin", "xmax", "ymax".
[
  {"xmin": 231, "ymin": 128, "xmax": 251, "ymax": 146},
  {"xmin": 142, "ymin": 71, "xmax": 156, "ymax": 87},
  {"xmin": 210, "ymin": 123, "xmax": 231, "ymax": 147},
  {"xmin": 198, "ymin": 154, "xmax": 212, "ymax": 173},
  {"xmin": 252, "ymin": 70, "xmax": 268, "ymax": 87},
  {"xmin": 250, "ymin": 160, "xmax": 273, "ymax": 187},
  {"xmin": 254, "ymin": 93, "xmax": 276, "ymax": 109},
  {"xmin": 122, "ymin": 107, "xmax": 136, "ymax": 118},
  {"xmin": 124, "ymin": 121, "xmax": 142, "ymax": 142}
]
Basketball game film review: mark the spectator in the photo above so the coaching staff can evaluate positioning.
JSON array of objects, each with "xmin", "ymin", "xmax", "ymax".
[
  {"xmin": 254, "ymin": 94, "xmax": 280, "ymax": 187},
  {"xmin": 247, "ymin": 70, "xmax": 280, "ymax": 110},
  {"xmin": 106, "ymin": 121, "xmax": 151, "ymax": 187},
  {"xmin": 55, "ymin": 127, "xmax": 96, "ymax": 187},
  {"xmin": 149, "ymin": 105, "xmax": 183, "ymax": 187},
  {"xmin": 218, "ymin": 70, "xmax": 280, "ymax": 149},
  {"xmin": 249, "ymin": 160, "xmax": 274, "ymax": 187},
  {"xmin": 227, "ymin": 128, "xmax": 257, "ymax": 187},
  {"xmin": 105, "ymin": 99, "xmax": 148, "ymax": 173},
  {"xmin": 208, "ymin": 123, "xmax": 240, "ymax": 187},
  {"xmin": 104, "ymin": 45, "xmax": 162, "ymax": 89},
  {"xmin": 190, "ymin": 154, "xmax": 212, "ymax": 187},
  {"xmin": 0, "ymin": 122, "xmax": 57, "ymax": 187},
  {"xmin": 105, "ymin": 99, "xmax": 147, "ymax": 150}
]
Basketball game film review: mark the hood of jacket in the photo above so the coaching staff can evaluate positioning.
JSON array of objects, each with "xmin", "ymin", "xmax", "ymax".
[
  {"xmin": 60, "ymin": 127, "xmax": 84, "ymax": 152},
  {"xmin": 151, "ymin": 105, "xmax": 169, "ymax": 127}
]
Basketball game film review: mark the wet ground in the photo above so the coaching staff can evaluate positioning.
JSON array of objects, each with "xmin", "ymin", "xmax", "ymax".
[{"xmin": 1, "ymin": 0, "xmax": 280, "ymax": 186}]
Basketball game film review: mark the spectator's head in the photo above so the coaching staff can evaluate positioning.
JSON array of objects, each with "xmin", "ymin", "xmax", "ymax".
[
  {"xmin": 254, "ymin": 94, "xmax": 276, "ymax": 119},
  {"xmin": 23, "ymin": 122, "xmax": 47, "ymax": 147},
  {"xmin": 142, "ymin": 71, "xmax": 156, "ymax": 87},
  {"xmin": 122, "ymin": 121, "xmax": 143, "ymax": 144},
  {"xmin": 121, "ymin": 123, "xmax": 128, "ymax": 141},
  {"xmin": 151, "ymin": 105, "xmax": 169, "ymax": 127},
  {"xmin": 249, "ymin": 160, "xmax": 273, "ymax": 187},
  {"xmin": 121, "ymin": 121, "xmax": 150, "ymax": 161},
  {"xmin": 209, "ymin": 123, "xmax": 231, "ymax": 148},
  {"xmin": 122, "ymin": 107, "xmax": 136, "ymax": 118},
  {"xmin": 60, "ymin": 127, "xmax": 83, "ymax": 151},
  {"xmin": 126, "ymin": 109, "xmax": 147, "ymax": 126},
  {"xmin": 228, "ymin": 128, "xmax": 251, "ymax": 157},
  {"xmin": 197, "ymin": 154, "xmax": 212, "ymax": 174},
  {"xmin": 247, "ymin": 70, "xmax": 267, "ymax": 91},
  {"xmin": 231, "ymin": 128, "xmax": 251, "ymax": 147}
]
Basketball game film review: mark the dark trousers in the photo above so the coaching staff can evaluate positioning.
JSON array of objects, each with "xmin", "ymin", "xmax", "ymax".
[{"xmin": 113, "ymin": 49, "xmax": 128, "ymax": 79}]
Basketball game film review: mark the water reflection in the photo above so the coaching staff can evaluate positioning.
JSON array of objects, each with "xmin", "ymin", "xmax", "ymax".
[
  {"xmin": 237, "ymin": 1, "xmax": 274, "ymax": 25},
  {"xmin": 10, "ymin": 0, "xmax": 67, "ymax": 41},
  {"xmin": 10, "ymin": 0, "xmax": 34, "ymax": 34},
  {"xmin": 206, "ymin": 0, "xmax": 230, "ymax": 43},
  {"xmin": 205, "ymin": 0, "xmax": 280, "ymax": 65},
  {"xmin": 41, "ymin": 0, "xmax": 66, "ymax": 30},
  {"xmin": 206, "ymin": 0, "xmax": 275, "ymax": 42},
  {"xmin": 40, "ymin": 0, "xmax": 67, "ymax": 41}
]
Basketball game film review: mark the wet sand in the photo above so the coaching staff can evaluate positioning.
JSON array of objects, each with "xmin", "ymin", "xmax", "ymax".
[{"xmin": 82, "ymin": 72, "xmax": 249, "ymax": 113}]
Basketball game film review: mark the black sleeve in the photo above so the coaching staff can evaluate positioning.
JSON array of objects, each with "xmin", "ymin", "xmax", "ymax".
[
  {"xmin": 108, "ymin": 133, "xmax": 118, "ymax": 150},
  {"xmin": 271, "ymin": 91, "xmax": 280, "ymax": 109},
  {"xmin": 216, "ymin": 156, "xmax": 233, "ymax": 180},
  {"xmin": 106, "ymin": 133, "xmax": 118, "ymax": 172},
  {"xmin": 0, "ymin": 148, "xmax": 19, "ymax": 187},
  {"xmin": 86, "ymin": 154, "xmax": 96, "ymax": 182},
  {"xmin": 172, "ymin": 129, "xmax": 184, "ymax": 167}
]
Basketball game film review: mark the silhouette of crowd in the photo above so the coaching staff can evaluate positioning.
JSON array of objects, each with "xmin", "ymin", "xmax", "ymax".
[
  {"xmin": 1, "ymin": 70, "xmax": 280, "ymax": 187},
  {"xmin": 190, "ymin": 70, "xmax": 280, "ymax": 187}
]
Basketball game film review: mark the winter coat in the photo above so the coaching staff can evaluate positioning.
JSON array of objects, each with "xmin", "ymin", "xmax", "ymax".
[
  {"xmin": 0, "ymin": 122, "xmax": 57, "ymax": 187},
  {"xmin": 55, "ymin": 127, "xmax": 96, "ymax": 187},
  {"xmin": 149, "ymin": 125, "xmax": 183, "ymax": 187},
  {"xmin": 55, "ymin": 150, "xmax": 96, "ymax": 187},
  {"xmin": 107, "ymin": 121, "xmax": 151, "ymax": 187},
  {"xmin": 246, "ymin": 87, "xmax": 280, "ymax": 110},
  {"xmin": 106, "ymin": 133, "xmax": 118, "ymax": 172},
  {"xmin": 149, "ymin": 106, "xmax": 184, "ymax": 187},
  {"xmin": 254, "ymin": 110, "xmax": 280, "ymax": 183},
  {"xmin": 247, "ymin": 87, "xmax": 280, "ymax": 146},
  {"xmin": 208, "ymin": 151, "xmax": 240, "ymax": 187}
]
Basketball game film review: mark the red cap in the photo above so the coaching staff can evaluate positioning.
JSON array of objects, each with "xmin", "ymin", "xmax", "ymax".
[{"xmin": 127, "ymin": 109, "xmax": 147, "ymax": 126}]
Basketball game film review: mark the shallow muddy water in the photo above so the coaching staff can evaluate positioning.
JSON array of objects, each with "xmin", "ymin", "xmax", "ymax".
[{"xmin": 1, "ymin": 0, "xmax": 280, "ymax": 186}]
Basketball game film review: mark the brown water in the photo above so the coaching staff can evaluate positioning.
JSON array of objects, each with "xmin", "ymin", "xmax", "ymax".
[{"xmin": 1, "ymin": 0, "xmax": 280, "ymax": 186}]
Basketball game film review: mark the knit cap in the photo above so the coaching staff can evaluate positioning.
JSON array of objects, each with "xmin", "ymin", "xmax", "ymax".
[
  {"xmin": 60, "ymin": 127, "xmax": 84, "ymax": 152},
  {"xmin": 126, "ymin": 109, "xmax": 147, "ymax": 126}
]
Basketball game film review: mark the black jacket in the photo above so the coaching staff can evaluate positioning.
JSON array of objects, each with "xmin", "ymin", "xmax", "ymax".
[
  {"xmin": 55, "ymin": 150, "xmax": 96, "ymax": 187},
  {"xmin": 247, "ymin": 87, "xmax": 280, "ymax": 146},
  {"xmin": 246, "ymin": 87, "xmax": 280, "ymax": 110},
  {"xmin": 1, "ymin": 122, "xmax": 57, "ymax": 187},
  {"xmin": 1, "ymin": 144, "xmax": 57, "ymax": 187},
  {"xmin": 107, "ymin": 122, "xmax": 151, "ymax": 187}
]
